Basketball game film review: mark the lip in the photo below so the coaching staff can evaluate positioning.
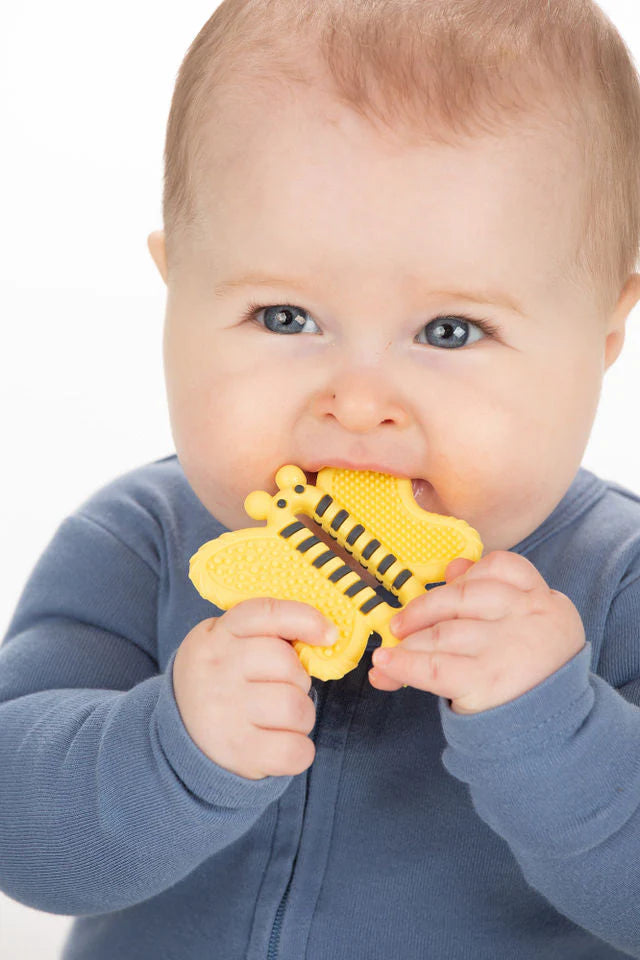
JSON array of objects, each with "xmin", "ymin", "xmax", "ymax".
[{"xmin": 302, "ymin": 460, "xmax": 417, "ymax": 479}]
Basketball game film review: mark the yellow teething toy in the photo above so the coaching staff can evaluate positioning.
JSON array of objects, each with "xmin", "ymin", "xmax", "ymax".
[{"xmin": 189, "ymin": 465, "xmax": 483, "ymax": 681}]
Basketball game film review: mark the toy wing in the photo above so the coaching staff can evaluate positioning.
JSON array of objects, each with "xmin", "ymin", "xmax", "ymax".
[
  {"xmin": 189, "ymin": 465, "xmax": 483, "ymax": 681},
  {"xmin": 313, "ymin": 466, "xmax": 483, "ymax": 585}
]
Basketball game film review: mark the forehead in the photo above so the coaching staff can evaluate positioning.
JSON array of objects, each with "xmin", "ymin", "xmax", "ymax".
[{"xmin": 195, "ymin": 90, "xmax": 584, "ymax": 307}]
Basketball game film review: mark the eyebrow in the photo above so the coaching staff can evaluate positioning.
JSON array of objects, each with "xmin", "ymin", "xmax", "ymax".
[{"xmin": 213, "ymin": 272, "xmax": 525, "ymax": 316}]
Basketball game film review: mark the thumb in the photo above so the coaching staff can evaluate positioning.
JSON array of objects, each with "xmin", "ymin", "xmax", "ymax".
[{"xmin": 444, "ymin": 557, "xmax": 475, "ymax": 583}]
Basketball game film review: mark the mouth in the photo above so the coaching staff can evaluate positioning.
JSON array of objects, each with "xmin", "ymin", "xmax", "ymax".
[
  {"xmin": 303, "ymin": 468, "xmax": 430, "ymax": 505},
  {"xmin": 410, "ymin": 477, "xmax": 432, "ymax": 507}
]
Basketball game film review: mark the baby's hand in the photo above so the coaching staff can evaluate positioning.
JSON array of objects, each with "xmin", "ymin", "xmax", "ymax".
[
  {"xmin": 173, "ymin": 600, "xmax": 336, "ymax": 780},
  {"xmin": 370, "ymin": 551, "xmax": 586, "ymax": 715}
]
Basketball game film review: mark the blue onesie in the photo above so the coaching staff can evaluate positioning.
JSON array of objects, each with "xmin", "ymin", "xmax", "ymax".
[{"xmin": 2, "ymin": 454, "xmax": 640, "ymax": 959}]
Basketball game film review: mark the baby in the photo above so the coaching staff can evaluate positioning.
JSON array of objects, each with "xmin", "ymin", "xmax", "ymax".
[{"xmin": 3, "ymin": 0, "xmax": 640, "ymax": 957}]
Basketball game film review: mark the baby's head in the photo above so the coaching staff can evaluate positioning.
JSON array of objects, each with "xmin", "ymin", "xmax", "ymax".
[{"xmin": 149, "ymin": 0, "xmax": 640, "ymax": 553}]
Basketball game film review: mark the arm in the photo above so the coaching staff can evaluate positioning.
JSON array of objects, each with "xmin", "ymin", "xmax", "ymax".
[
  {"xmin": 438, "ymin": 577, "xmax": 640, "ymax": 956},
  {"xmin": 0, "ymin": 510, "xmax": 292, "ymax": 916}
]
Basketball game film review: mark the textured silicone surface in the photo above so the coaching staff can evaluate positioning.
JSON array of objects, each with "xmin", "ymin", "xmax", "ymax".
[{"xmin": 189, "ymin": 465, "xmax": 483, "ymax": 680}]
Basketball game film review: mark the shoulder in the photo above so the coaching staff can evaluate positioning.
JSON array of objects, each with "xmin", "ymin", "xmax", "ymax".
[
  {"xmin": 71, "ymin": 454, "xmax": 217, "ymax": 572},
  {"xmin": 582, "ymin": 472, "xmax": 640, "ymax": 689},
  {"xmin": 595, "ymin": 470, "xmax": 640, "ymax": 521},
  {"xmin": 76, "ymin": 454, "xmax": 200, "ymax": 521},
  {"xmin": 581, "ymin": 468, "xmax": 640, "ymax": 581},
  {"xmin": 543, "ymin": 466, "xmax": 640, "ymax": 566},
  {"xmin": 523, "ymin": 468, "xmax": 640, "ymax": 677}
]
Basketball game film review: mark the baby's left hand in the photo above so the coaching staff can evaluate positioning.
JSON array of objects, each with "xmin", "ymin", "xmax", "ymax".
[{"xmin": 370, "ymin": 551, "xmax": 586, "ymax": 714}]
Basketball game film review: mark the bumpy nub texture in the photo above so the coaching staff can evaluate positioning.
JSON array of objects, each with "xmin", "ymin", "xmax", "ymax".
[{"xmin": 321, "ymin": 469, "xmax": 473, "ymax": 569}]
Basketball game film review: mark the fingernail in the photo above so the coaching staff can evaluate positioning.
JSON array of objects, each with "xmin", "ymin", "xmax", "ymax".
[
  {"xmin": 390, "ymin": 614, "xmax": 404, "ymax": 634},
  {"xmin": 324, "ymin": 624, "xmax": 339, "ymax": 645},
  {"xmin": 374, "ymin": 649, "xmax": 391, "ymax": 666}
]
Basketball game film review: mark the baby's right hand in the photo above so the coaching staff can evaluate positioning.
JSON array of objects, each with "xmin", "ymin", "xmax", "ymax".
[{"xmin": 172, "ymin": 599, "xmax": 337, "ymax": 781}]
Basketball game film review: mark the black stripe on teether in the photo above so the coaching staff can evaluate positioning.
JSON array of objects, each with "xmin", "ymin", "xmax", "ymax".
[
  {"xmin": 360, "ymin": 594, "xmax": 385, "ymax": 613},
  {"xmin": 297, "ymin": 536, "xmax": 321, "ymax": 553},
  {"xmin": 392, "ymin": 569, "xmax": 412, "ymax": 589},
  {"xmin": 315, "ymin": 495, "xmax": 332, "ymax": 517},
  {"xmin": 329, "ymin": 565, "xmax": 353, "ymax": 582},
  {"xmin": 377, "ymin": 554, "xmax": 396, "ymax": 576},
  {"xmin": 331, "ymin": 509, "xmax": 349, "ymax": 531},
  {"xmin": 280, "ymin": 521, "xmax": 306, "ymax": 539},
  {"xmin": 313, "ymin": 550, "xmax": 336, "ymax": 568},
  {"xmin": 347, "ymin": 524, "xmax": 365, "ymax": 545},
  {"xmin": 362, "ymin": 539, "xmax": 381, "ymax": 560},
  {"xmin": 345, "ymin": 580, "xmax": 368, "ymax": 597}
]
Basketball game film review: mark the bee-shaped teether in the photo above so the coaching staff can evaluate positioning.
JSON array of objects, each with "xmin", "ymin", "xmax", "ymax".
[{"xmin": 189, "ymin": 465, "xmax": 483, "ymax": 681}]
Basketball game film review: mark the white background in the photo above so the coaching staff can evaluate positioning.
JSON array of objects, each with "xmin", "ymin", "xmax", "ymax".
[{"xmin": 1, "ymin": 1, "xmax": 640, "ymax": 957}]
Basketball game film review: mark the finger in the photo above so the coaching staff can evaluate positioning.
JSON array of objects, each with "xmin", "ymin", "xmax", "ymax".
[
  {"xmin": 391, "ymin": 577, "xmax": 528, "ymax": 639},
  {"xmin": 241, "ymin": 636, "xmax": 313, "ymax": 693},
  {"xmin": 247, "ymin": 682, "xmax": 317, "ymax": 734},
  {"xmin": 372, "ymin": 646, "xmax": 479, "ymax": 700},
  {"xmin": 444, "ymin": 557, "xmax": 475, "ymax": 583},
  {"xmin": 452, "ymin": 550, "xmax": 544, "ymax": 592},
  {"xmin": 223, "ymin": 597, "xmax": 338, "ymax": 647},
  {"xmin": 368, "ymin": 666, "xmax": 404, "ymax": 691},
  {"xmin": 399, "ymin": 618, "xmax": 492, "ymax": 657}
]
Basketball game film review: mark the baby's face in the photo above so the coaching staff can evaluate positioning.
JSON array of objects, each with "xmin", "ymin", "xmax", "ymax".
[{"xmin": 152, "ymin": 86, "xmax": 630, "ymax": 554}]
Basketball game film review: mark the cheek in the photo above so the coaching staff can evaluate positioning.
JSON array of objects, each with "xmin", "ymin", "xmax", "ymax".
[
  {"xmin": 427, "ymin": 341, "xmax": 600, "ymax": 507},
  {"xmin": 164, "ymin": 324, "xmax": 294, "ymax": 477},
  {"xmin": 457, "ymin": 336, "xmax": 601, "ymax": 449},
  {"xmin": 522, "ymin": 336, "xmax": 603, "ymax": 457}
]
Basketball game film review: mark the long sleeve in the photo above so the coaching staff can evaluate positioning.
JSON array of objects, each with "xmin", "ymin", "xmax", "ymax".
[
  {"xmin": 438, "ymin": 575, "xmax": 640, "ymax": 957},
  {"xmin": 0, "ymin": 511, "xmax": 292, "ymax": 916}
]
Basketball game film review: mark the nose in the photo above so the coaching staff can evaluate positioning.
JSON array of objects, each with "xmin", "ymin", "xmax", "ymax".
[{"xmin": 314, "ymin": 367, "xmax": 410, "ymax": 432}]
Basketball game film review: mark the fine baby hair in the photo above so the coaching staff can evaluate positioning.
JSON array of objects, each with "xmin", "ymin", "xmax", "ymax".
[{"xmin": 163, "ymin": 0, "xmax": 640, "ymax": 319}]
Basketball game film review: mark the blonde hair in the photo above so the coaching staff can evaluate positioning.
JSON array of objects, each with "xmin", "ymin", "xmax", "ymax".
[{"xmin": 162, "ymin": 0, "xmax": 640, "ymax": 318}]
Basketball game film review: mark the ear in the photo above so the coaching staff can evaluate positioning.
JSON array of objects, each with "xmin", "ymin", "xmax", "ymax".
[
  {"xmin": 147, "ymin": 230, "xmax": 168, "ymax": 285},
  {"xmin": 604, "ymin": 273, "xmax": 640, "ymax": 371}
]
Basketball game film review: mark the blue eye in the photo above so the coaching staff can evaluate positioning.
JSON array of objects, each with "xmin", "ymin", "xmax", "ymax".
[
  {"xmin": 242, "ymin": 302, "xmax": 498, "ymax": 347},
  {"xmin": 418, "ymin": 316, "xmax": 490, "ymax": 349},
  {"xmin": 247, "ymin": 304, "xmax": 319, "ymax": 335}
]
